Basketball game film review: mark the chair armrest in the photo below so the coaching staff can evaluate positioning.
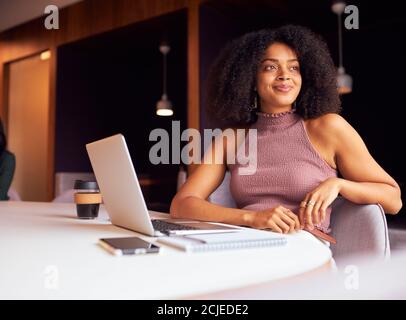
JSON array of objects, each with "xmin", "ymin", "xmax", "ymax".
[{"xmin": 330, "ymin": 197, "xmax": 390, "ymax": 259}]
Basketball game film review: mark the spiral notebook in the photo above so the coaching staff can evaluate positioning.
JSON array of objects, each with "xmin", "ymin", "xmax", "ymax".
[{"xmin": 157, "ymin": 230, "xmax": 287, "ymax": 253}]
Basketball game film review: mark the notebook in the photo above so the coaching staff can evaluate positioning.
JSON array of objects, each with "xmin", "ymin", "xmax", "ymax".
[{"xmin": 157, "ymin": 230, "xmax": 287, "ymax": 253}]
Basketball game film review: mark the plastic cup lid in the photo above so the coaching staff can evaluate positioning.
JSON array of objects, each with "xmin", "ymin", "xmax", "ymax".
[{"xmin": 74, "ymin": 180, "xmax": 99, "ymax": 190}]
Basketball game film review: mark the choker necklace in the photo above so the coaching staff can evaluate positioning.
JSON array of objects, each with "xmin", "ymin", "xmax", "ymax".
[{"xmin": 256, "ymin": 108, "xmax": 296, "ymax": 118}]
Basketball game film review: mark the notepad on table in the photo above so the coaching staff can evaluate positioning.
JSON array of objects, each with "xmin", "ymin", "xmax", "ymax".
[{"xmin": 157, "ymin": 229, "xmax": 287, "ymax": 253}]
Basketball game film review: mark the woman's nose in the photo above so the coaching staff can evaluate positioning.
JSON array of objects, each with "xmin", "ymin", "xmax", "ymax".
[{"xmin": 277, "ymin": 74, "xmax": 290, "ymax": 81}]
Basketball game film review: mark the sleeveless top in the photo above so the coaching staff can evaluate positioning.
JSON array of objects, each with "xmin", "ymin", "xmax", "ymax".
[{"xmin": 227, "ymin": 109, "xmax": 337, "ymax": 233}]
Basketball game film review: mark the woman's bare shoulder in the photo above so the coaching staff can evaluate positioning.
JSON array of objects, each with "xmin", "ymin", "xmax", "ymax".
[
  {"xmin": 304, "ymin": 113, "xmax": 351, "ymax": 169},
  {"xmin": 305, "ymin": 113, "xmax": 350, "ymax": 141}
]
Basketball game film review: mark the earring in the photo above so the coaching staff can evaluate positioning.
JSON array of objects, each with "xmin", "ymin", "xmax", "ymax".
[{"xmin": 250, "ymin": 93, "xmax": 258, "ymax": 111}]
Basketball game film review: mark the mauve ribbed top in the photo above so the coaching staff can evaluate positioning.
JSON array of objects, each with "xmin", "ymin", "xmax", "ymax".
[{"xmin": 228, "ymin": 109, "xmax": 337, "ymax": 233}]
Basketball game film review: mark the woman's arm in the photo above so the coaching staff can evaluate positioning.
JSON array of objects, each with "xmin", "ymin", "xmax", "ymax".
[
  {"xmin": 328, "ymin": 114, "xmax": 401, "ymax": 214},
  {"xmin": 170, "ymin": 134, "xmax": 253, "ymax": 226},
  {"xmin": 337, "ymin": 179, "xmax": 401, "ymax": 214}
]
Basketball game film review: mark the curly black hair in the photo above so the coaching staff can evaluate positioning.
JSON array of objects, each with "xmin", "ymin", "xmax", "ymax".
[{"xmin": 206, "ymin": 25, "xmax": 341, "ymax": 127}]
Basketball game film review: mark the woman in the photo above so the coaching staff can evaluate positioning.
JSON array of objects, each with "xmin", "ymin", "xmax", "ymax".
[
  {"xmin": 170, "ymin": 25, "xmax": 402, "ymax": 234},
  {"xmin": 0, "ymin": 119, "xmax": 16, "ymax": 200}
]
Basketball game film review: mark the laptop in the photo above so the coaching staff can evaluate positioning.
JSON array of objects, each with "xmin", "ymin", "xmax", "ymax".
[{"xmin": 86, "ymin": 134, "xmax": 239, "ymax": 237}]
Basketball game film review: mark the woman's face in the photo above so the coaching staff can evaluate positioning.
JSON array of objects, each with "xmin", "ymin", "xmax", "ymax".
[{"xmin": 256, "ymin": 42, "xmax": 302, "ymax": 111}]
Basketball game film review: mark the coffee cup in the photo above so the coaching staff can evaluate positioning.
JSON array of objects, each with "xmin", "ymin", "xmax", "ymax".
[{"xmin": 74, "ymin": 180, "xmax": 101, "ymax": 219}]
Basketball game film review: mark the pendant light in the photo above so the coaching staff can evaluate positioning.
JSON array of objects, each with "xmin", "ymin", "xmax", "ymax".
[
  {"xmin": 156, "ymin": 42, "xmax": 174, "ymax": 116},
  {"xmin": 332, "ymin": 0, "xmax": 353, "ymax": 94}
]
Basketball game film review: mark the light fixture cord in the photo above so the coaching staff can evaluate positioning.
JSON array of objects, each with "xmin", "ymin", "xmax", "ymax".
[
  {"xmin": 163, "ymin": 52, "xmax": 167, "ymax": 95},
  {"xmin": 338, "ymin": 12, "xmax": 343, "ymax": 68}
]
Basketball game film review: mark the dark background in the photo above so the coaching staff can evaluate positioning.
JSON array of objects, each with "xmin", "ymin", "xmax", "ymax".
[
  {"xmin": 55, "ymin": 0, "xmax": 406, "ymax": 222},
  {"xmin": 56, "ymin": 10, "xmax": 187, "ymax": 208}
]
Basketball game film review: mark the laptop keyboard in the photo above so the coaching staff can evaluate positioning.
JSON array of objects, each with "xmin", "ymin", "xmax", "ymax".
[{"xmin": 151, "ymin": 219, "xmax": 200, "ymax": 232}]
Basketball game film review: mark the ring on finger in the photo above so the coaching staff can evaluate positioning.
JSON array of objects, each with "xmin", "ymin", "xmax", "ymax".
[
  {"xmin": 307, "ymin": 200, "xmax": 316, "ymax": 207},
  {"xmin": 300, "ymin": 201, "xmax": 307, "ymax": 208}
]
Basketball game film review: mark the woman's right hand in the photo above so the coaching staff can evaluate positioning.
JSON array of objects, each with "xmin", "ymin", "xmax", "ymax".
[{"xmin": 249, "ymin": 206, "xmax": 301, "ymax": 233}]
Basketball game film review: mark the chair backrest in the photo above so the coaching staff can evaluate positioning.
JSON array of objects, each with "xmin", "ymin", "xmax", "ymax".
[
  {"xmin": 330, "ymin": 197, "xmax": 390, "ymax": 259},
  {"xmin": 207, "ymin": 171, "xmax": 390, "ymax": 260},
  {"xmin": 52, "ymin": 188, "xmax": 75, "ymax": 203},
  {"xmin": 7, "ymin": 187, "xmax": 21, "ymax": 201},
  {"xmin": 208, "ymin": 171, "xmax": 237, "ymax": 208},
  {"xmin": 55, "ymin": 172, "xmax": 95, "ymax": 197},
  {"xmin": 177, "ymin": 166, "xmax": 188, "ymax": 191}
]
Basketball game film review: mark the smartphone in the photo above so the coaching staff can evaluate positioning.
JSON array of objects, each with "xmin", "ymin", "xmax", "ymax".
[{"xmin": 98, "ymin": 237, "xmax": 160, "ymax": 256}]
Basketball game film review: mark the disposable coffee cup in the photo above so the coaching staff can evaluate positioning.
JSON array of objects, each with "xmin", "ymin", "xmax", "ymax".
[{"xmin": 74, "ymin": 180, "xmax": 101, "ymax": 219}]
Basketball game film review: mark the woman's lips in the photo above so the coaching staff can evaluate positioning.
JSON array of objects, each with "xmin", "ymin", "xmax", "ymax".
[{"xmin": 273, "ymin": 85, "xmax": 293, "ymax": 93}]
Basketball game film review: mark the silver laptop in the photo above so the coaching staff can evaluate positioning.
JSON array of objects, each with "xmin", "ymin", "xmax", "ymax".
[{"xmin": 86, "ymin": 134, "xmax": 239, "ymax": 237}]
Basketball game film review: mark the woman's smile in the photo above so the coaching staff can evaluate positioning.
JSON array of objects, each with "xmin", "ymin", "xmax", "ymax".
[{"xmin": 273, "ymin": 84, "xmax": 294, "ymax": 93}]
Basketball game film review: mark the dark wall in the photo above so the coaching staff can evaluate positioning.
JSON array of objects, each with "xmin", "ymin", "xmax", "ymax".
[
  {"xmin": 199, "ymin": 4, "xmax": 241, "ymax": 131},
  {"xmin": 338, "ymin": 14, "xmax": 406, "ymax": 224},
  {"xmin": 55, "ymin": 10, "xmax": 187, "ymax": 208},
  {"xmin": 199, "ymin": 0, "xmax": 406, "ymax": 221}
]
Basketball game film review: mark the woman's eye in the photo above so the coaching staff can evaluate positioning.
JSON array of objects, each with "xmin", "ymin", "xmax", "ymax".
[
  {"xmin": 264, "ymin": 65, "xmax": 277, "ymax": 71},
  {"xmin": 290, "ymin": 66, "xmax": 300, "ymax": 72}
]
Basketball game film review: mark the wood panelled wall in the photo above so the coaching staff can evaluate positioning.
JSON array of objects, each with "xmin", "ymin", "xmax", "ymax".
[
  {"xmin": 187, "ymin": 0, "xmax": 200, "ymax": 175},
  {"xmin": 0, "ymin": 0, "xmax": 201, "ymax": 200}
]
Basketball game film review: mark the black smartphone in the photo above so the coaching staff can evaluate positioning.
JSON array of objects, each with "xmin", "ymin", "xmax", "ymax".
[{"xmin": 98, "ymin": 237, "xmax": 160, "ymax": 256}]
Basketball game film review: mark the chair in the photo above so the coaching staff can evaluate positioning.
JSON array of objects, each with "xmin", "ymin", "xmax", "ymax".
[
  {"xmin": 330, "ymin": 197, "xmax": 390, "ymax": 260},
  {"xmin": 52, "ymin": 188, "xmax": 75, "ymax": 203},
  {"xmin": 207, "ymin": 170, "xmax": 236, "ymax": 208},
  {"xmin": 54, "ymin": 172, "xmax": 96, "ymax": 198},
  {"xmin": 179, "ymin": 170, "xmax": 391, "ymax": 260},
  {"xmin": 177, "ymin": 165, "xmax": 188, "ymax": 190},
  {"xmin": 7, "ymin": 187, "xmax": 21, "ymax": 201}
]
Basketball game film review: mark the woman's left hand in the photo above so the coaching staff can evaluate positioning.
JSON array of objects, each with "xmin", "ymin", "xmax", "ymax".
[{"xmin": 299, "ymin": 177, "xmax": 343, "ymax": 229}]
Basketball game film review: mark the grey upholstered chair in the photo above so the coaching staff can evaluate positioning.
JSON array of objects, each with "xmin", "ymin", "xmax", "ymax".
[
  {"xmin": 7, "ymin": 187, "xmax": 21, "ymax": 201},
  {"xmin": 206, "ymin": 171, "xmax": 391, "ymax": 260},
  {"xmin": 329, "ymin": 197, "xmax": 390, "ymax": 260}
]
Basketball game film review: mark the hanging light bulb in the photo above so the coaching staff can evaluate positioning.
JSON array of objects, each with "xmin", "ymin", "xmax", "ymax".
[
  {"xmin": 332, "ymin": 0, "xmax": 353, "ymax": 94},
  {"xmin": 156, "ymin": 42, "xmax": 174, "ymax": 116},
  {"xmin": 337, "ymin": 66, "xmax": 353, "ymax": 94},
  {"xmin": 156, "ymin": 93, "xmax": 173, "ymax": 116}
]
